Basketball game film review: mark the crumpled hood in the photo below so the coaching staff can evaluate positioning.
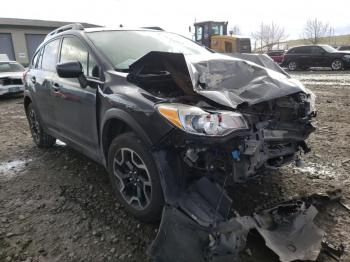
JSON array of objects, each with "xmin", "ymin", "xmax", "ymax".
[{"xmin": 128, "ymin": 51, "xmax": 310, "ymax": 109}]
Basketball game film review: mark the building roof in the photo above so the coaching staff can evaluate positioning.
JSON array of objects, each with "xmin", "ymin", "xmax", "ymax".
[{"xmin": 0, "ymin": 17, "xmax": 100, "ymax": 29}]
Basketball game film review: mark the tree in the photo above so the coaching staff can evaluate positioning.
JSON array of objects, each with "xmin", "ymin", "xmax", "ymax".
[
  {"xmin": 303, "ymin": 18, "xmax": 330, "ymax": 44},
  {"xmin": 229, "ymin": 25, "xmax": 241, "ymax": 35},
  {"xmin": 251, "ymin": 22, "xmax": 287, "ymax": 51}
]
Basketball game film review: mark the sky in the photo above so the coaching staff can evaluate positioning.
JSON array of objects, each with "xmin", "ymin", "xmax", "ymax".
[{"xmin": 1, "ymin": 0, "xmax": 349, "ymax": 40}]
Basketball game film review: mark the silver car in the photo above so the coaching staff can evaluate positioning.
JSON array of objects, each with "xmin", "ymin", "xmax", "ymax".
[{"xmin": 0, "ymin": 58, "xmax": 25, "ymax": 96}]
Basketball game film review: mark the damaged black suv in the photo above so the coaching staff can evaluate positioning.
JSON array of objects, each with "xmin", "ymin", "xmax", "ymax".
[
  {"xmin": 24, "ymin": 24, "xmax": 315, "ymax": 221},
  {"xmin": 24, "ymin": 24, "xmax": 316, "ymax": 224}
]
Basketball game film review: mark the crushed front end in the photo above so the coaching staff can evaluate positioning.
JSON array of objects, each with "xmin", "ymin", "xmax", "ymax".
[{"xmin": 126, "ymin": 51, "xmax": 334, "ymax": 262}]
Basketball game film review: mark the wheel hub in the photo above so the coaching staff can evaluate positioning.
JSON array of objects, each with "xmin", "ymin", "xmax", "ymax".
[{"xmin": 113, "ymin": 148, "xmax": 152, "ymax": 210}]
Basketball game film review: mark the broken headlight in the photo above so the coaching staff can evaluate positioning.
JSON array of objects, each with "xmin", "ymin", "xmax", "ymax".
[{"xmin": 156, "ymin": 103, "xmax": 248, "ymax": 136}]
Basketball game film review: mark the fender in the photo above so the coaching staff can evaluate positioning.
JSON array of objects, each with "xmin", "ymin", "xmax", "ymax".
[{"xmin": 100, "ymin": 108, "xmax": 153, "ymax": 165}]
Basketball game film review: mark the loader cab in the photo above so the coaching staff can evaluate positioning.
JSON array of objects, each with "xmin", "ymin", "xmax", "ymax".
[{"xmin": 194, "ymin": 21, "xmax": 228, "ymax": 48}]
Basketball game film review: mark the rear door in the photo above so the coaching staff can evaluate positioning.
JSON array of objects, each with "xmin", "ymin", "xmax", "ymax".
[
  {"xmin": 297, "ymin": 46, "xmax": 312, "ymax": 67},
  {"xmin": 52, "ymin": 36, "xmax": 100, "ymax": 156},
  {"xmin": 26, "ymin": 38, "xmax": 60, "ymax": 132},
  {"xmin": 310, "ymin": 46, "xmax": 327, "ymax": 66}
]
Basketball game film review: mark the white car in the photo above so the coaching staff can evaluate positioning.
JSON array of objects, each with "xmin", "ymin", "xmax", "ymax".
[{"xmin": 0, "ymin": 56, "xmax": 25, "ymax": 96}]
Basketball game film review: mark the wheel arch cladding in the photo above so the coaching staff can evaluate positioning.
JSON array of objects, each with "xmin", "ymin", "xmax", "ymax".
[{"xmin": 101, "ymin": 109, "xmax": 153, "ymax": 162}]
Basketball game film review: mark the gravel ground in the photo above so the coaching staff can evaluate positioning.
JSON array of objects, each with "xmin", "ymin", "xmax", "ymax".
[{"xmin": 0, "ymin": 71, "xmax": 350, "ymax": 262}]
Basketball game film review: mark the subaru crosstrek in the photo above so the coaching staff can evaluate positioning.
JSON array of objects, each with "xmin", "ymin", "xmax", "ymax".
[{"xmin": 24, "ymin": 24, "xmax": 316, "ymax": 224}]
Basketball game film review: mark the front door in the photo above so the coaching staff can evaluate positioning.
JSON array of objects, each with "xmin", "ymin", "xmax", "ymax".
[{"xmin": 51, "ymin": 36, "xmax": 100, "ymax": 157}]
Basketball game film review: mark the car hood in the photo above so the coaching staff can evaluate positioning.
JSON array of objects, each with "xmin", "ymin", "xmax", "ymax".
[
  {"xmin": 128, "ymin": 51, "xmax": 310, "ymax": 109},
  {"xmin": 0, "ymin": 72, "xmax": 23, "ymax": 79}
]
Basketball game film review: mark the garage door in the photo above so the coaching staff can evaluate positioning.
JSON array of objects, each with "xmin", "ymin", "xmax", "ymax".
[
  {"xmin": 25, "ymin": 34, "xmax": 46, "ymax": 62},
  {"xmin": 0, "ymin": 33, "xmax": 15, "ymax": 61}
]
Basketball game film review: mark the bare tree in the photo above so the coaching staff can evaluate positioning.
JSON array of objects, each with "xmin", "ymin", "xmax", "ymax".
[
  {"xmin": 303, "ymin": 18, "xmax": 330, "ymax": 44},
  {"xmin": 229, "ymin": 25, "xmax": 241, "ymax": 35},
  {"xmin": 252, "ymin": 22, "xmax": 287, "ymax": 51}
]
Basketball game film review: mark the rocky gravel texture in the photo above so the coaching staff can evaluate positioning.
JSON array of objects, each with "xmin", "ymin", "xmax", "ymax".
[{"xmin": 1, "ymin": 70, "xmax": 350, "ymax": 262}]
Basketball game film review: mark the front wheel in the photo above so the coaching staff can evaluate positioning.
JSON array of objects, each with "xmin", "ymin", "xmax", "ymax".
[
  {"xmin": 107, "ymin": 132, "xmax": 164, "ymax": 222},
  {"xmin": 26, "ymin": 103, "xmax": 56, "ymax": 148},
  {"xmin": 288, "ymin": 61, "xmax": 298, "ymax": 71},
  {"xmin": 331, "ymin": 59, "xmax": 343, "ymax": 71}
]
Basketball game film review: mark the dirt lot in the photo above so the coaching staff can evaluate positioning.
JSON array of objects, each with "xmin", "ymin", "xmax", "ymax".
[{"xmin": 1, "ymin": 71, "xmax": 350, "ymax": 262}]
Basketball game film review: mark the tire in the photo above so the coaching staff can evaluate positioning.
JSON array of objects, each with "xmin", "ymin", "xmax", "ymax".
[
  {"xmin": 107, "ymin": 132, "xmax": 164, "ymax": 222},
  {"xmin": 288, "ymin": 61, "xmax": 297, "ymax": 71},
  {"xmin": 26, "ymin": 103, "xmax": 56, "ymax": 148},
  {"xmin": 331, "ymin": 59, "xmax": 343, "ymax": 71}
]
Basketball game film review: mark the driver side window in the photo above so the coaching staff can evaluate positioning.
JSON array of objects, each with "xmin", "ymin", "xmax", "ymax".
[{"xmin": 60, "ymin": 37, "xmax": 98, "ymax": 77}]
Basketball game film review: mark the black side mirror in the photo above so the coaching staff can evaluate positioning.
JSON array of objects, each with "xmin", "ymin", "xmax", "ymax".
[{"xmin": 56, "ymin": 61, "xmax": 83, "ymax": 78}]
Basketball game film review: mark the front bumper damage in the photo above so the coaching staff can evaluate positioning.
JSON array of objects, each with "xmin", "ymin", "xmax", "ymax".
[
  {"xmin": 149, "ymin": 151, "xmax": 344, "ymax": 262},
  {"xmin": 126, "ymin": 51, "xmax": 340, "ymax": 261}
]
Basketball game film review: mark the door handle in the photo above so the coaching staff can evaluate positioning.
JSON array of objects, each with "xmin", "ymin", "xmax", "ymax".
[{"xmin": 31, "ymin": 77, "xmax": 36, "ymax": 84}]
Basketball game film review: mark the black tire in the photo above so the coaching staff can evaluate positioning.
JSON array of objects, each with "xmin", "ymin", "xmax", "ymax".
[
  {"xmin": 331, "ymin": 59, "xmax": 343, "ymax": 71},
  {"xmin": 288, "ymin": 61, "xmax": 298, "ymax": 71},
  {"xmin": 26, "ymin": 103, "xmax": 56, "ymax": 148},
  {"xmin": 107, "ymin": 132, "xmax": 164, "ymax": 222}
]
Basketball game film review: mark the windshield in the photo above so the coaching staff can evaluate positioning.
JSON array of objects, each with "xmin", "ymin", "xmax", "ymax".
[
  {"xmin": 321, "ymin": 45, "xmax": 338, "ymax": 53},
  {"xmin": 0, "ymin": 62, "xmax": 25, "ymax": 73},
  {"xmin": 87, "ymin": 30, "xmax": 210, "ymax": 70}
]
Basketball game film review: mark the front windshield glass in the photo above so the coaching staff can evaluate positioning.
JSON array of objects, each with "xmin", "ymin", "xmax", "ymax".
[
  {"xmin": 321, "ymin": 45, "xmax": 337, "ymax": 53},
  {"xmin": 0, "ymin": 62, "xmax": 25, "ymax": 73},
  {"xmin": 87, "ymin": 30, "xmax": 210, "ymax": 70}
]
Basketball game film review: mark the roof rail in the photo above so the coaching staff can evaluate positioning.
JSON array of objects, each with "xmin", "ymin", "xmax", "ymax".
[
  {"xmin": 45, "ymin": 23, "xmax": 84, "ymax": 40},
  {"xmin": 142, "ymin": 26, "xmax": 164, "ymax": 31}
]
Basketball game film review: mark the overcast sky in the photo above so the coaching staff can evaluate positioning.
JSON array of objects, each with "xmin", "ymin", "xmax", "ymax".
[{"xmin": 1, "ymin": 0, "xmax": 349, "ymax": 39}]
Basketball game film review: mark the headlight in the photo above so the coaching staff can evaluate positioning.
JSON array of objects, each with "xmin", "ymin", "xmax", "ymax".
[{"xmin": 156, "ymin": 103, "xmax": 248, "ymax": 136}]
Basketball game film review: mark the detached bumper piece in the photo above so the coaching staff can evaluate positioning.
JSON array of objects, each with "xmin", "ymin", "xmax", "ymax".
[{"xmin": 149, "ymin": 178, "xmax": 343, "ymax": 262}]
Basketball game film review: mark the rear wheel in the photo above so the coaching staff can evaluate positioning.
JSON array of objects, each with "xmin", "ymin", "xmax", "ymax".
[
  {"xmin": 288, "ymin": 61, "xmax": 297, "ymax": 71},
  {"xmin": 107, "ymin": 132, "xmax": 164, "ymax": 222},
  {"xmin": 26, "ymin": 103, "xmax": 56, "ymax": 148},
  {"xmin": 331, "ymin": 59, "xmax": 343, "ymax": 71}
]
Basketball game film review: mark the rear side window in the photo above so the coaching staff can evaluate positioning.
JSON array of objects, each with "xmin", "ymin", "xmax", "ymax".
[
  {"xmin": 60, "ymin": 37, "xmax": 97, "ymax": 77},
  {"xmin": 31, "ymin": 51, "xmax": 39, "ymax": 68},
  {"xmin": 41, "ymin": 39, "xmax": 60, "ymax": 71},
  {"xmin": 311, "ymin": 46, "xmax": 324, "ymax": 54}
]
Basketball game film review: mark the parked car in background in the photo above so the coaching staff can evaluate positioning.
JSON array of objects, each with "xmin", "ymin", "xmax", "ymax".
[
  {"xmin": 0, "ymin": 55, "xmax": 25, "ymax": 96},
  {"xmin": 281, "ymin": 45, "xmax": 350, "ymax": 71},
  {"xmin": 338, "ymin": 45, "xmax": 350, "ymax": 51},
  {"xmin": 266, "ymin": 50, "xmax": 285, "ymax": 64}
]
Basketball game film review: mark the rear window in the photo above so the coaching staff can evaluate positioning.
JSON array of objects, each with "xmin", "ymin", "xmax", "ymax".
[
  {"xmin": 268, "ymin": 51, "xmax": 284, "ymax": 56},
  {"xmin": 0, "ymin": 62, "xmax": 25, "ymax": 73},
  {"xmin": 288, "ymin": 47, "xmax": 310, "ymax": 54},
  {"xmin": 41, "ymin": 39, "xmax": 60, "ymax": 72}
]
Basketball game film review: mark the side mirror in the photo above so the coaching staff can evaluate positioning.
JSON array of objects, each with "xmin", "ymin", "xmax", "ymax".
[{"xmin": 56, "ymin": 61, "xmax": 83, "ymax": 78}]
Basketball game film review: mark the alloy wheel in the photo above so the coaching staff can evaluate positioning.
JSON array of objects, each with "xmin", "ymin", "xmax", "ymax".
[
  {"xmin": 288, "ymin": 61, "xmax": 297, "ymax": 71},
  {"xmin": 331, "ymin": 60, "xmax": 343, "ymax": 71},
  {"xmin": 113, "ymin": 148, "xmax": 152, "ymax": 210}
]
